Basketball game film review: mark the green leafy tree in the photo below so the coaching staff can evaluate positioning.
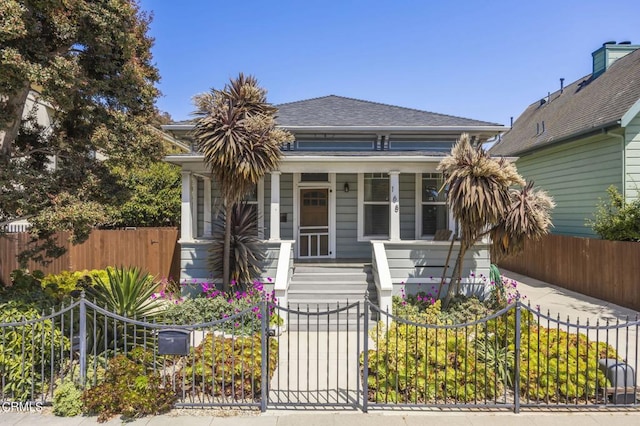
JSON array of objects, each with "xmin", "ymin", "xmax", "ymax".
[
  {"xmin": 193, "ymin": 74, "xmax": 293, "ymax": 290},
  {"xmin": 587, "ymin": 185, "xmax": 640, "ymax": 241},
  {"xmin": 437, "ymin": 134, "xmax": 555, "ymax": 306},
  {"xmin": 0, "ymin": 0, "xmax": 162, "ymax": 258},
  {"xmin": 107, "ymin": 161, "xmax": 181, "ymax": 228}
]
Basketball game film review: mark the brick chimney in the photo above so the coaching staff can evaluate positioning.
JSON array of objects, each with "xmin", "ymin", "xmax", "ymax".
[{"xmin": 592, "ymin": 41, "xmax": 639, "ymax": 78}]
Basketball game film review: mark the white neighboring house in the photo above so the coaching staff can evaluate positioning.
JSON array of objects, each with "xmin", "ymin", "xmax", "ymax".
[
  {"xmin": 2, "ymin": 88, "xmax": 55, "ymax": 233},
  {"xmin": 163, "ymin": 95, "xmax": 507, "ymax": 312}
]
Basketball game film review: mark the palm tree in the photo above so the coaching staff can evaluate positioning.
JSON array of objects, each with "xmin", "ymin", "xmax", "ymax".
[
  {"xmin": 437, "ymin": 134, "xmax": 554, "ymax": 307},
  {"xmin": 193, "ymin": 74, "xmax": 293, "ymax": 291}
]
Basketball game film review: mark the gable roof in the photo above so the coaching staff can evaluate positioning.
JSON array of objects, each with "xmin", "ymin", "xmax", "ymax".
[
  {"xmin": 491, "ymin": 48, "xmax": 640, "ymax": 156},
  {"xmin": 275, "ymin": 95, "xmax": 501, "ymax": 127}
]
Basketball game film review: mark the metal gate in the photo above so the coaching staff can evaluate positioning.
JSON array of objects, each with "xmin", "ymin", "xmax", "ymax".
[{"xmin": 266, "ymin": 301, "xmax": 362, "ymax": 409}]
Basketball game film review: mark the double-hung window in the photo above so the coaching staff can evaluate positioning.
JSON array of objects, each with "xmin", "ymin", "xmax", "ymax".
[
  {"xmin": 362, "ymin": 173, "xmax": 389, "ymax": 237},
  {"xmin": 420, "ymin": 173, "xmax": 448, "ymax": 237}
]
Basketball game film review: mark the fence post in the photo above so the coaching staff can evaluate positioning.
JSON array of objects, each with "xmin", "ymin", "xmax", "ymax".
[
  {"xmin": 513, "ymin": 299, "xmax": 521, "ymax": 414},
  {"xmin": 363, "ymin": 296, "xmax": 369, "ymax": 413},
  {"xmin": 79, "ymin": 291, "xmax": 87, "ymax": 387},
  {"xmin": 260, "ymin": 300, "xmax": 268, "ymax": 412}
]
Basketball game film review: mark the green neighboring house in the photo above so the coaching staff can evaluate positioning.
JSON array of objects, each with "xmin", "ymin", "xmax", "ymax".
[{"xmin": 491, "ymin": 42, "xmax": 640, "ymax": 237}]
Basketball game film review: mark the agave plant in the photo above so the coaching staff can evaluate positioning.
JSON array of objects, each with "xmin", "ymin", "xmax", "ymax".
[
  {"xmin": 87, "ymin": 266, "xmax": 162, "ymax": 318},
  {"xmin": 209, "ymin": 202, "xmax": 265, "ymax": 289}
]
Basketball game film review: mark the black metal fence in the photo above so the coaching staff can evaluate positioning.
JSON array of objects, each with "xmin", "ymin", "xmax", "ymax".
[
  {"xmin": 0, "ymin": 296, "xmax": 638, "ymax": 413},
  {"xmin": 363, "ymin": 301, "xmax": 639, "ymax": 412}
]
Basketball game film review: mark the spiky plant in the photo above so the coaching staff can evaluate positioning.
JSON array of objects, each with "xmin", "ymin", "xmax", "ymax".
[
  {"xmin": 491, "ymin": 181, "xmax": 555, "ymax": 261},
  {"xmin": 437, "ymin": 134, "xmax": 553, "ymax": 307},
  {"xmin": 209, "ymin": 202, "xmax": 265, "ymax": 289},
  {"xmin": 192, "ymin": 73, "xmax": 293, "ymax": 290}
]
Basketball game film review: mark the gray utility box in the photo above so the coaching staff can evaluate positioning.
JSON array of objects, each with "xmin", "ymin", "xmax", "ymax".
[
  {"xmin": 598, "ymin": 358, "xmax": 636, "ymax": 404},
  {"xmin": 157, "ymin": 329, "xmax": 191, "ymax": 356}
]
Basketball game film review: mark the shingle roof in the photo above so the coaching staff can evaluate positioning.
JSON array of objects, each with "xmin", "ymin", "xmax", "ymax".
[
  {"xmin": 491, "ymin": 48, "xmax": 640, "ymax": 156},
  {"xmin": 275, "ymin": 95, "xmax": 500, "ymax": 127}
]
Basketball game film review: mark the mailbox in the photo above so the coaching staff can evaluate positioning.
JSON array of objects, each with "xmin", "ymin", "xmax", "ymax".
[
  {"xmin": 598, "ymin": 358, "xmax": 636, "ymax": 404},
  {"xmin": 158, "ymin": 329, "xmax": 191, "ymax": 356}
]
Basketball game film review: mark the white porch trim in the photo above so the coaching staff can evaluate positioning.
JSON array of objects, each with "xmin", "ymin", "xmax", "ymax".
[
  {"xmin": 269, "ymin": 171, "xmax": 281, "ymax": 241},
  {"xmin": 180, "ymin": 171, "xmax": 194, "ymax": 242},
  {"xmin": 389, "ymin": 171, "xmax": 400, "ymax": 241}
]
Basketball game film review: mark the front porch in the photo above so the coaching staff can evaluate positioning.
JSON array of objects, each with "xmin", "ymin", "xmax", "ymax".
[{"xmin": 175, "ymin": 157, "xmax": 490, "ymax": 314}]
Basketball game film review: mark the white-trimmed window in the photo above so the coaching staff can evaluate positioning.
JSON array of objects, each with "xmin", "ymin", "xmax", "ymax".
[
  {"xmin": 417, "ymin": 173, "xmax": 448, "ymax": 238},
  {"xmin": 359, "ymin": 173, "xmax": 389, "ymax": 239},
  {"xmin": 243, "ymin": 181, "xmax": 264, "ymax": 238}
]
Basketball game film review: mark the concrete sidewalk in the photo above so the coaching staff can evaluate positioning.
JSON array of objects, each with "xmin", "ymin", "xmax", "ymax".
[{"xmin": 2, "ymin": 409, "xmax": 640, "ymax": 426}]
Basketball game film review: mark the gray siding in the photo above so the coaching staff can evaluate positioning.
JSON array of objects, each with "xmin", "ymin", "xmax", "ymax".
[
  {"xmin": 280, "ymin": 173, "xmax": 294, "ymax": 240},
  {"xmin": 180, "ymin": 242, "xmax": 209, "ymax": 285},
  {"xmin": 625, "ymin": 114, "xmax": 640, "ymax": 201},
  {"xmin": 516, "ymin": 134, "xmax": 623, "ymax": 237},
  {"xmin": 336, "ymin": 173, "xmax": 370, "ymax": 258},
  {"xmin": 383, "ymin": 241, "xmax": 491, "ymax": 298},
  {"xmin": 400, "ymin": 173, "xmax": 416, "ymax": 239}
]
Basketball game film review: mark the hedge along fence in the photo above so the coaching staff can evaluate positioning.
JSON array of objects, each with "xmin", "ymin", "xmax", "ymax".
[
  {"xmin": 0, "ymin": 228, "xmax": 180, "ymax": 286},
  {"xmin": 497, "ymin": 234, "xmax": 640, "ymax": 312}
]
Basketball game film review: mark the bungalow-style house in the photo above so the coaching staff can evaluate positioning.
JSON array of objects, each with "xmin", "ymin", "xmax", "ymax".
[
  {"xmin": 491, "ymin": 42, "xmax": 640, "ymax": 237},
  {"xmin": 163, "ymin": 96, "xmax": 506, "ymax": 312}
]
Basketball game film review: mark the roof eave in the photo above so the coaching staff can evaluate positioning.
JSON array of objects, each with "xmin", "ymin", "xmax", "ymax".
[
  {"xmin": 162, "ymin": 124, "xmax": 507, "ymax": 134},
  {"xmin": 500, "ymin": 121, "xmax": 622, "ymax": 157}
]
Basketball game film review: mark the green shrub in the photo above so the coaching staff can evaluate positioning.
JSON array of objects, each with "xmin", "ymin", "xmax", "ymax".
[
  {"xmin": 53, "ymin": 381, "xmax": 83, "ymax": 416},
  {"xmin": 162, "ymin": 296, "xmax": 261, "ymax": 334},
  {"xmin": 364, "ymin": 321, "xmax": 501, "ymax": 403},
  {"xmin": 519, "ymin": 326, "xmax": 614, "ymax": 401},
  {"xmin": 440, "ymin": 295, "xmax": 491, "ymax": 324},
  {"xmin": 0, "ymin": 306, "xmax": 69, "ymax": 401},
  {"xmin": 588, "ymin": 185, "xmax": 640, "ymax": 241},
  {"xmin": 182, "ymin": 333, "xmax": 278, "ymax": 399},
  {"xmin": 82, "ymin": 348, "xmax": 176, "ymax": 422}
]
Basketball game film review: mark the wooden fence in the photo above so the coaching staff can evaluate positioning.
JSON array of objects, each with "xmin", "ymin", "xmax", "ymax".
[
  {"xmin": 498, "ymin": 234, "xmax": 640, "ymax": 312},
  {"xmin": 0, "ymin": 228, "xmax": 180, "ymax": 286}
]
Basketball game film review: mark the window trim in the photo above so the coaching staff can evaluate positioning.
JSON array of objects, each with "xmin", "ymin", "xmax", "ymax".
[
  {"xmin": 415, "ymin": 173, "xmax": 450, "ymax": 239},
  {"xmin": 358, "ymin": 172, "xmax": 390, "ymax": 241}
]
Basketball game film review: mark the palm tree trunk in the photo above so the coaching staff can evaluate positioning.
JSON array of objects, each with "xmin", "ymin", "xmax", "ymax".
[
  {"xmin": 437, "ymin": 236, "xmax": 456, "ymax": 300},
  {"xmin": 443, "ymin": 242, "xmax": 466, "ymax": 308},
  {"xmin": 223, "ymin": 202, "xmax": 232, "ymax": 292}
]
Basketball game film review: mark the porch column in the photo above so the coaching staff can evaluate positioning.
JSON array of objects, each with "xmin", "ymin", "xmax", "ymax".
[
  {"xmin": 203, "ymin": 177, "xmax": 212, "ymax": 237},
  {"xmin": 180, "ymin": 171, "xmax": 194, "ymax": 242},
  {"xmin": 269, "ymin": 171, "xmax": 281, "ymax": 240},
  {"xmin": 389, "ymin": 171, "xmax": 401, "ymax": 241}
]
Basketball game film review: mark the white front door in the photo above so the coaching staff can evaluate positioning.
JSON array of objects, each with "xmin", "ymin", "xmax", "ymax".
[{"xmin": 298, "ymin": 188, "xmax": 330, "ymax": 258}]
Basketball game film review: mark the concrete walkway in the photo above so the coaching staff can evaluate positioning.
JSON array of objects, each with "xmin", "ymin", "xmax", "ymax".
[{"xmin": 501, "ymin": 269, "xmax": 640, "ymax": 322}]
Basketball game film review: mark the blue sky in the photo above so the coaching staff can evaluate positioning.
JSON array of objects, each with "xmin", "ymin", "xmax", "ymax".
[{"xmin": 140, "ymin": 0, "xmax": 640, "ymax": 126}]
